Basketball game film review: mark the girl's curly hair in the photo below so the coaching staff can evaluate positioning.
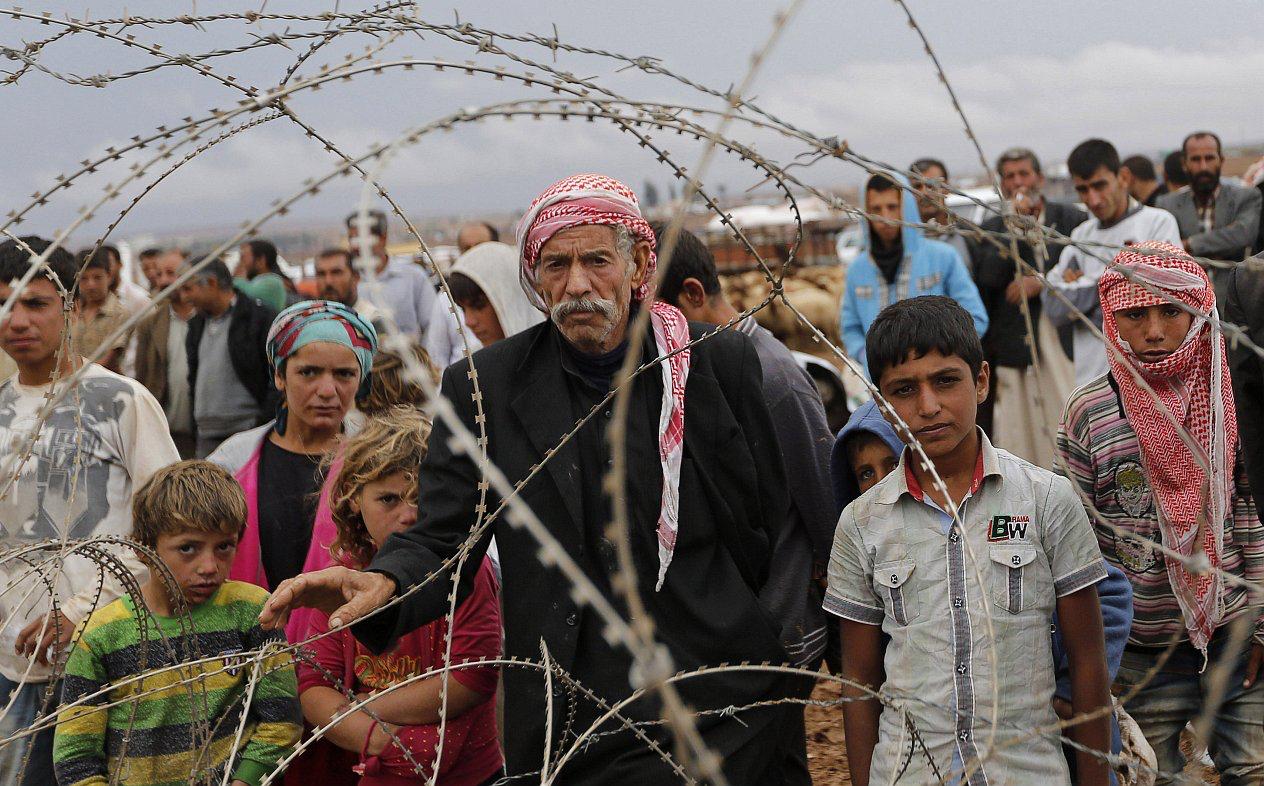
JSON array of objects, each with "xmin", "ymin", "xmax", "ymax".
[{"xmin": 326, "ymin": 406, "xmax": 432, "ymax": 567}]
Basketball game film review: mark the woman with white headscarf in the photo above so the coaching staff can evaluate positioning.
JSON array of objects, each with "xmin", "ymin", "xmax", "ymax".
[{"xmin": 446, "ymin": 242, "xmax": 544, "ymax": 348}]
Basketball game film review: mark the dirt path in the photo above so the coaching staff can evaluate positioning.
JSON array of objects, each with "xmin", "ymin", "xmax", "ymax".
[{"xmin": 805, "ymin": 678, "xmax": 851, "ymax": 785}]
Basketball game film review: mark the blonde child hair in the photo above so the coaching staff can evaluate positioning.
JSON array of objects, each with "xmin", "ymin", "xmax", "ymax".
[
  {"xmin": 327, "ymin": 407, "xmax": 432, "ymax": 566},
  {"xmin": 131, "ymin": 459, "xmax": 247, "ymax": 549}
]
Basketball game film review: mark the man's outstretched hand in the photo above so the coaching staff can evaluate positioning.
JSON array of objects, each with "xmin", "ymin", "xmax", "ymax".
[{"xmin": 258, "ymin": 566, "xmax": 396, "ymax": 631}]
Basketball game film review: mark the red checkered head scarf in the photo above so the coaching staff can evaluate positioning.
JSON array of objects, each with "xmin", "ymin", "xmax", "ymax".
[
  {"xmin": 1099, "ymin": 241, "xmax": 1237, "ymax": 653},
  {"xmin": 516, "ymin": 173, "xmax": 691, "ymax": 591}
]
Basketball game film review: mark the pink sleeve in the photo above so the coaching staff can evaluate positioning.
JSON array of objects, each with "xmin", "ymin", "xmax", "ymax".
[
  {"xmin": 369, "ymin": 713, "xmax": 477, "ymax": 779},
  {"xmin": 447, "ymin": 558, "xmax": 502, "ymax": 696},
  {"xmin": 296, "ymin": 610, "xmax": 354, "ymax": 696}
]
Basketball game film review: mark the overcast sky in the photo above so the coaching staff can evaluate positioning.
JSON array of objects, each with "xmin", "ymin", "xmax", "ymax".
[{"xmin": 5, "ymin": 1, "xmax": 1263, "ymax": 244}]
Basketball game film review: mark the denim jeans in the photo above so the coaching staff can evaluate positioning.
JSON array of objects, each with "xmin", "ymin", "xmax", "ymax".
[
  {"xmin": 1115, "ymin": 629, "xmax": 1264, "ymax": 786},
  {"xmin": 0, "ymin": 674, "xmax": 60, "ymax": 786}
]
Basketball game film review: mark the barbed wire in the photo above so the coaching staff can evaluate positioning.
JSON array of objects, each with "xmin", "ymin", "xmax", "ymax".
[{"xmin": 1, "ymin": 3, "xmax": 1260, "ymax": 785}]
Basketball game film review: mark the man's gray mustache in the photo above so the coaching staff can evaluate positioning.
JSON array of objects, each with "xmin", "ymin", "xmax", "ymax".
[{"xmin": 551, "ymin": 298, "xmax": 617, "ymax": 322}]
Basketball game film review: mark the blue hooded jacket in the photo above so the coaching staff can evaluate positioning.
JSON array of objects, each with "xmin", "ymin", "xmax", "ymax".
[
  {"xmin": 840, "ymin": 173, "xmax": 988, "ymax": 376},
  {"xmin": 829, "ymin": 400, "xmax": 904, "ymax": 514}
]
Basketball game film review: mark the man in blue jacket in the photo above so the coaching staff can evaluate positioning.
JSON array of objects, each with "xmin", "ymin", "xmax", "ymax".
[{"xmin": 840, "ymin": 173, "xmax": 987, "ymax": 374}]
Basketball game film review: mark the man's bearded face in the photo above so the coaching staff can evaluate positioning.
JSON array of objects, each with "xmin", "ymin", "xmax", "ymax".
[
  {"xmin": 534, "ymin": 224, "xmax": 647, "ymax": 354},
  {"xmin": 1183, "ymin": 135, "xmax": 1223, "ymax": 198}
]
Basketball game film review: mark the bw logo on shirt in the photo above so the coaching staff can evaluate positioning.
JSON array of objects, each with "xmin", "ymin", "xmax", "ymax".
[{"xmin": 988, "ymin": 514, "xmax": 1030, "ymax": 542}]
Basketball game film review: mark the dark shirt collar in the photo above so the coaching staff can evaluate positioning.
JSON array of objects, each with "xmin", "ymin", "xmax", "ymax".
[{"xmin": 555, "ymin": 302, "xmax": 641, "ymax": 391}]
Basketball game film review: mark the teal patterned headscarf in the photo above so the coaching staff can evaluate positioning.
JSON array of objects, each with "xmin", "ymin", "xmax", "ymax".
[{"xmin": 266, "ymin": 300, "xmax": 379, "ymax": 434}]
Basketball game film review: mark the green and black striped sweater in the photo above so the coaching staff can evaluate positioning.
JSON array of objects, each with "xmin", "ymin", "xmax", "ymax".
[{"xmin": 53, "ymin": 581, "xmax": 301, "ymax": 786}]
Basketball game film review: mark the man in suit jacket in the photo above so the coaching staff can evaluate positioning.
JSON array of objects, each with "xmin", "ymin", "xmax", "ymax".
[
  {"xmin": 134, "ymin": 251, "xmax": 197, "ymax": 457},
  {"xmin": 1158, "ymin": 131, "xmax": 1262, "ymax": 298},
  {"xmin": 260, "ymin": 174, "xmax": 796, "ymax": 784},
  {"xmin": 1226, "ymin": 255, "xmax": 1264, "ymax": 507},
  {"xmin": 974, "ymin": 147, "xmax": 1084, "ymax": 466}
]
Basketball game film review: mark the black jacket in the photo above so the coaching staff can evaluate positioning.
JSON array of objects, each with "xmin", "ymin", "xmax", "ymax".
[
  {"xmin": 1226, "ymin": 258, "xmax": 1264, "ymax": 506},
  {"xmin": 975, "ymin": 200, "xmax": 1086, "ymax": 368},
  {"xmin": 186, "ymin": 293, "xmax": 278, "ymax": 433},
  {"xmin": 356, "ymin": 320, "xmax": 795, "ymax": 784}
]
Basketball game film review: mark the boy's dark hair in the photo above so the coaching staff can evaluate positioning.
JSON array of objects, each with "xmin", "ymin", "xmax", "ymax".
[
  {"xmin": 77, "ymin": 248, "xmax": 113, "ymax": 275},
  {"xmin": 648, "ymin": 221, "xmax": 722, "ymax": 306},
  {"xmin": 1163, "ymin": 150, "xmax": 1189, "ymax": 186},
  {"xmin": 1121, "ymin": 155, "xmax": 1157, "ymax": 182},
  {"xmin": 845, "ymin": 430, "xmax": 893, "ymax": 465},
  {"xmin": 1182, "ymin": 130, "xmax": 1222, "ymax": 157},
  {"xmin": 131, "ymin": 460, "xmax": 247, "ymax": 549},
  {"xmin": 345, "ymin": 209, "xmax": 389, "ymax": 238},
  {"xmin": 865, "ymin": 173, "xmax": 900, "ymax": 194},
  {"xmin": 910, "ymin": 157, "xmax": 948, "ymax": 179},
  {"xmin": 1067, "ymin": 138, "xmax": 1120, "ymax": 180},
  {"xmin": 0, "ymin": 237, "xmax": 77, "ymax": 300},
  {"xmin": 479, "ymin": 221, "xmax": 500, "ymax": 242},
  {"xmin": 139, "ymin": 247, "xmax": 163, "ymax": 260},
  {"xmin": 447, "ymin": 272, "xmax": 488, "ymax": 307},
  {"xmin": 866, "ymin": 295, "xmax": 983, "ymax": 384}
]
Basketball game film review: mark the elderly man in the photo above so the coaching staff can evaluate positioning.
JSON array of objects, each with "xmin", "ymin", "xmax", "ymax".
[
  {"xmin": 262, "ymin": 174, "xmax": 796, "ymax": 784},
  {"xmin": 973, "ymin": 147, "xmax": 1085, "ymax": 466},
  {"xmin": 134, "ymin": 249, "xmax": 197, "ymax": 457}
]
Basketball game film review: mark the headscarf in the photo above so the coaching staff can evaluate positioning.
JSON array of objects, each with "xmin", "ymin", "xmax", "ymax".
[
  {"xmin": 1099, "ymin": 241, "xmax": 1237, "ymax": 654},
  {"xmin": 266, "ymin": 300, "xmax": 379, "ymax": 435},
  {"xmin": 449, "ymin": 242, "xmax": 544, "ymax": 339},
  {"xmin": 516, "ymin": 173, "xmax": 691, "ymax": 591}
]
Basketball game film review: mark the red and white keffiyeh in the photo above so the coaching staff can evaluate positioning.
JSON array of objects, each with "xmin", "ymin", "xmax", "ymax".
[
  {"xmin": 516, "ymin": 173, "xmax": 691, "ymax": 591},
  {"xmin": 1099, "ymin": 241, "xmax": 1238, "ymax": 653}
]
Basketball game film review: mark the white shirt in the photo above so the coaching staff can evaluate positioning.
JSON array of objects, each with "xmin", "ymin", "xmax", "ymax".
[
  {"xmin": 358, "ymin": 257, "xmax": 437, "ymax": 342},
  {"xmin": 0, "ymin": 364, "xmax": 179, "ymax": 682},
  {"xmin": 423, "ymin": 291, "xmax": 481, "ymax": 369},
  {"xmin": 164, "ymin": 306, "xmax": 193, "ymax": 434},
  {"xmin": 1046, "ymin": 204, "xmax": 1182, "ymax": 387},
  {"xmin": 117, "ymin": 281, "xmax": 151, "ymax": 378}
]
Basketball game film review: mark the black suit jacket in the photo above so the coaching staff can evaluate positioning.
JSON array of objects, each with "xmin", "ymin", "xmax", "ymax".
[
  {"xmin": 357, "ymin": 319, "xmax": 794, "ymax": 783},
  {"xmin": 1226, "ymin": 258, "xmax": 1264, "ymax": 505},
  {"xmin": 975, "ymin": 200, "xmax": 1086, "ymax": 367},
  {"xmin": 186, "ymin": 292, "xmax": 278, "ymax": 433}
]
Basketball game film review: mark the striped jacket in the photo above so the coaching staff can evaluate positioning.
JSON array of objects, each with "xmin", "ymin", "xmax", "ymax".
[
  {"xmin": 1057, "ymin": 373, "xmax": 1264, "ymax": 647},
  {"xmin": 53, "ymin": 581, "xmax": 301, "ymax": 786}
]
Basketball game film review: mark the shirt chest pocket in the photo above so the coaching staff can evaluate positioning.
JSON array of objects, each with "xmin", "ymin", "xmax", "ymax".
[
  {"xmin": 988, "ymin": 544, "xmax": 1041, "ymax": 614},
  {"xmin": 873, "ymin": 558, "xmax": 919, "ymax": 625}
]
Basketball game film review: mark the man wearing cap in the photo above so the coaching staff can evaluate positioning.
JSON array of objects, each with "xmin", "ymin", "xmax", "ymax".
[{"xmin": 262, "ymin": 174, "xmax": 797, "ymax": 783}]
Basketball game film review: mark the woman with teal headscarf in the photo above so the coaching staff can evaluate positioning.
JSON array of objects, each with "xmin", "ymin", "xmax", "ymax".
[{"xmin": 209, "ymin": 300, "xmax": 378, "ymax": 592}]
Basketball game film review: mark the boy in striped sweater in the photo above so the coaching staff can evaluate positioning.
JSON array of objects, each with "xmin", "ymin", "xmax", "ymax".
[
  {"xmin": 1058, "ymin": 242, "xmax": 1264, "ymax": 781},
  {"xmin": 53, "ymin": 460, "xmax": 302, "ymax": 786}
]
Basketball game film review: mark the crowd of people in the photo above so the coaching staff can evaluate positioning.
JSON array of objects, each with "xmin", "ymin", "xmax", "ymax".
[{"xmin": 0, "ymin": 128, "xmax": 1259, "ymax": 786}]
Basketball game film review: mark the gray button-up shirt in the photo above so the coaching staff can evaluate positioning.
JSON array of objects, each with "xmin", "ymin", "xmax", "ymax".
[
  {"xmin": 359, "ymin": 257, "xmax": 436, "ymax": 342},
  {"xmin": 825, "ymin": 431, "xmax": 1106, "ymax": 785}
]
